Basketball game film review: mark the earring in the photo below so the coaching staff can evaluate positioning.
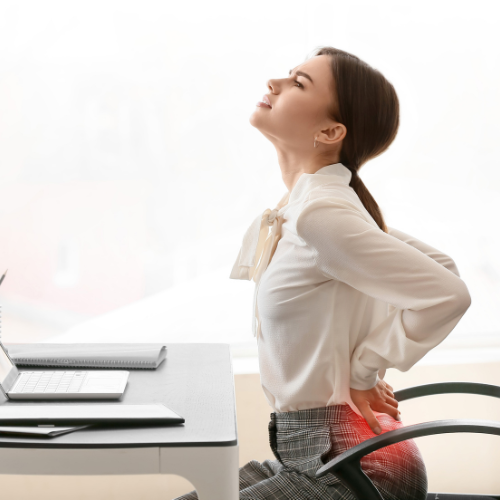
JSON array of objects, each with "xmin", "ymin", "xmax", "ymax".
[{"xmin": 314, "ymin": 138, "xmax": 318, "ymax": 148}]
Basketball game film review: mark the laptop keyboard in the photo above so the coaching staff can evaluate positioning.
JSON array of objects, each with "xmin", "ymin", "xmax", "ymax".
[{"xmin": 12, "ymin": 371, "xmax": 87, "ymax": 393}]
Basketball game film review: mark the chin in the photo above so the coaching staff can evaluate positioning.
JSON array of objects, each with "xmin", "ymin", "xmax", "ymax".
[
  {"xmin": 248, "ymin": 111, "xmax": 277, "ymax": 145},
  {"xmin": 249, "ymin": 109, "xmax": 269, "ymax": 132},
  {"xmin": 249, "ymin": 110, "xmax": 260, "ymax": 128}
]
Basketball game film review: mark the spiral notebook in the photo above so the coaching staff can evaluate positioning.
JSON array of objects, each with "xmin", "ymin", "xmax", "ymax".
[{"xmin": 4, "ymin": 343, "xmax": 167, "ymax": 370}]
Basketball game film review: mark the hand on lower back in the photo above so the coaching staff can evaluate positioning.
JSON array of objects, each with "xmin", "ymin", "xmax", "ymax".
[{"xmin": 350, "ymin": 379, "xmax": 401, "ymax": 435}]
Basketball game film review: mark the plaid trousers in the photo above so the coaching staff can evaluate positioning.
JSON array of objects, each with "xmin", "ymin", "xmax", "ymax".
[{"xmin": 173, "ymin": 403, "xmax": 428, "ymax": 500}]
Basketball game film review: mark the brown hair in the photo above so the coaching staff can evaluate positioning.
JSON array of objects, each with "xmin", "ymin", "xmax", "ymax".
[{"xmin": 312, "ymin": 46, "xmax": 400, "ymax": 233}]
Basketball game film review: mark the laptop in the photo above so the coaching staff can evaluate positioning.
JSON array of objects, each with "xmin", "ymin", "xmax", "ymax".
[{"xmin": 0, "ymin": 342, "xmax": 129, "ymax": 400}]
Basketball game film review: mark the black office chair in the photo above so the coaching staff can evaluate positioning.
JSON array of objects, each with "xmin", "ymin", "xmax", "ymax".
[{"xmin": 316, "ymin": 382, "xmax": 500, "ymax": 500}]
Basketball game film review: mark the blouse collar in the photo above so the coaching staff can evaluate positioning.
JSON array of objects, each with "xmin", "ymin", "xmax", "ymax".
[
  {"xmin": 229, "ymin": 161, "xmax": 352, "ymax": 282},
  {"xmin": 288, "ymin": 162, "xmax": 352, "ymax": 205}
]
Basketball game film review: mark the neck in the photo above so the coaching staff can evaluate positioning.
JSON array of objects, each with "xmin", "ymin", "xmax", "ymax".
[{"xmin": 274, "ymin": 146, "xmax": 340, "ymax": 193}]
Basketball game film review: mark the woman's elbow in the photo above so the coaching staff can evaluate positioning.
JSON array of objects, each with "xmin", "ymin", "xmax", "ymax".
[{"xmin": 454, "ymin": 280, "xmax": 472, "ymax": 314}]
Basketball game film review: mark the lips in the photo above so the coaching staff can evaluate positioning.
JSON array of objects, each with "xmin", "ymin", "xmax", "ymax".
[{"xmin": 256, "ymin": 94, "xmax": 272, "ymax": 109}]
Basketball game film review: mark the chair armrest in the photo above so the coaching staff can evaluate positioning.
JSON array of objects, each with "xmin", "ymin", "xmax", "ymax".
[
  {"xmin": 393, "ymin": 382, "xmax": 500, "ymax": 402},
  {"xmin": 316, "ymin": 419, "xmax": 500, "ymax": 500}
]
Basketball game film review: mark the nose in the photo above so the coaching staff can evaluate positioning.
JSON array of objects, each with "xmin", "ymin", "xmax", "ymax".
[{"xmin": 267, "ymin": 79, "xmax": 277, "ymax": 94}]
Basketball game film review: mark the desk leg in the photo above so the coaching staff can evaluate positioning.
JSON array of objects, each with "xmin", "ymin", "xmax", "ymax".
[{"xmin": 160, "ymin": 445, "xmax": 239, "ymax": 500}]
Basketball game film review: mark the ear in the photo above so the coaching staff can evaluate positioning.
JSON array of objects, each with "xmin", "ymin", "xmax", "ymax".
[{"xmin": 318, "ymin": 121, "xmax": 346, "ymax": 146}]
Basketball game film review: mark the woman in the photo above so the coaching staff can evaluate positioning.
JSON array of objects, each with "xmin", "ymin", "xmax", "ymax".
[{"xmin": 175, "ymin": 46, "xmax": 471, "ymax": 500}]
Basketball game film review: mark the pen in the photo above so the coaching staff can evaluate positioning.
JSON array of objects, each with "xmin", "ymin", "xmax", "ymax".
[{"xmin": 0, "ymin": 270, "xmax": 7, "ymax": 287}]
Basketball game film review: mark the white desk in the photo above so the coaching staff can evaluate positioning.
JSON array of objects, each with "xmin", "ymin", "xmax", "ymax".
[{"xmin": 0, "ymin": 343, "xmax": 239, "ymax": 500}]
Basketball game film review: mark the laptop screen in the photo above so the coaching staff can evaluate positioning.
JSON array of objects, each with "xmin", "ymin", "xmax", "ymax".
[{"xmin": 0, "ymin": 343, "xmax": 19, "ymax": 392}]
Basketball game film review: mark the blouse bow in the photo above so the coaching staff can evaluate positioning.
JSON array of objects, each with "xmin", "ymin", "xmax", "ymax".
[{"xmin": 230, "ymin": 191, "xmax": 290, "ymax": 338}]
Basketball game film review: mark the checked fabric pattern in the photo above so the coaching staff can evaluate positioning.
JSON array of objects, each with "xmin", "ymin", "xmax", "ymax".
[{"xmin": 173, "ymin": 403, "xmax": 428, "ymax": 500}]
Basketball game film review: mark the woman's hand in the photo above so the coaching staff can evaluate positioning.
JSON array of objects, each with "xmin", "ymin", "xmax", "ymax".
[{"xmin": 350, "ymin": 379, "xmax": 401, "ymax": 435}]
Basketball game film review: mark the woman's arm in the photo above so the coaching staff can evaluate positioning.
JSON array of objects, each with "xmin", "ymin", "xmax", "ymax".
[
  {"xmin": 296, "ymin": 198, "xmax": 472, "ymax": 392},
  {"xmin": 387, "ymin": 226, "xmax": 460, "ymax": 277}
]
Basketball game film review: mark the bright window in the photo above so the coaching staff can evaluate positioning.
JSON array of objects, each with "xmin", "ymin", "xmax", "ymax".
[{"xmin": 0, "ymin": 1, "xmax": 498, "ymax": 368}]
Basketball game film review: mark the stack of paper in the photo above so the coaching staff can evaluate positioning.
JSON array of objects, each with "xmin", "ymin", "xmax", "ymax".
[{"xmin": 0, "ymin": 425, "xmax": 91, "ymax": 438}]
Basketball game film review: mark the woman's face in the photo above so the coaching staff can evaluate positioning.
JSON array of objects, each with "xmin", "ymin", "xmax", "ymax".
[{"xmin": 249, "ymin": 54, "xmax": 339, "ymax": 150}]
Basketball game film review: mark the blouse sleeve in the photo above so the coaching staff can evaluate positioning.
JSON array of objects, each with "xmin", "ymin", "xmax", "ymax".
[
  {"xmin": 387, "ymin": 226, "xmax": 461, "ymax": 278},
  {"xmin": 295, "ymin": 198, "xmax": 472, "ymax": 391}
]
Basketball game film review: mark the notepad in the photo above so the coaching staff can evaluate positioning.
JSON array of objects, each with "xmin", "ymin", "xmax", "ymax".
[{"xmin": 5, "ymin": 343, "xmax": 167, "ymax": 370}]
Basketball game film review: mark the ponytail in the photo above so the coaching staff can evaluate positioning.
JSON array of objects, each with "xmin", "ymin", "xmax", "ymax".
[
  {"xmin": 348, "ymin": 170, "xmax": 388, "ymax": 233},
  {"xmin": 313, "ymin": 46, "xmax": 400, "ymax": 234}
]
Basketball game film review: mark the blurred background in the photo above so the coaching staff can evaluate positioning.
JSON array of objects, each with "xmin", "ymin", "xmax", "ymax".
[{"xmin": 0, "ymin": 0, "xmax": 499, "ymax": 370}]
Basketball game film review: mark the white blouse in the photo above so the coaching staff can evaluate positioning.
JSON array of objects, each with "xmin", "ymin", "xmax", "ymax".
[{"xmin": 230, "ymin": 163, "xmax": 471, "ymax": 417}]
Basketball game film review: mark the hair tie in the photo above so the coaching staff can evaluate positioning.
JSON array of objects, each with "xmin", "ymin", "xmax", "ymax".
[{"xmin": 348, "ymin": 167, "xmax": 358, "ymax": 178}]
